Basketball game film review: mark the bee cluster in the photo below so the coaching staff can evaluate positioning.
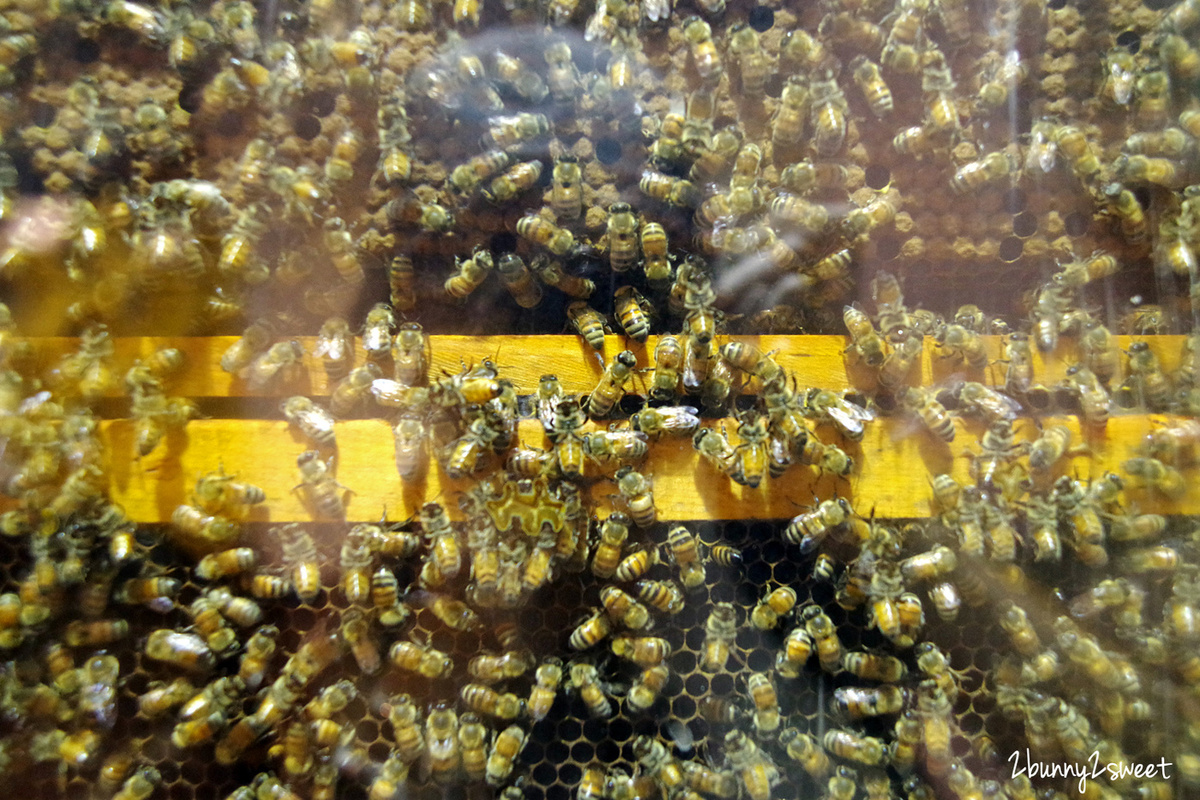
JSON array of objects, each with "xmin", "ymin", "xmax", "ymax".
[{"xmin": 4, "ymin": 0, "xmax": 1200, "ymax": 798}]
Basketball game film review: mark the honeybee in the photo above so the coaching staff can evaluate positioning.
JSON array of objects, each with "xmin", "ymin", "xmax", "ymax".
[
  {"xmin": 850, "ymin": 55, "xmax": 893, "ymax": 118},
  {"xmin": 270, "ymin": 524, "xmax": 320, "ymax": 603},
  {"xmin": 323, "ymin": 358, "xmax": 380, "ymax": 414},
  {"xmin": 586, "ymin": 350, "xmax": 636, "ymax": 420},
  {"xmin": 1063, "ymin": 364, "xmax": 1111, "ymax": 425},
  {"xmin": 810, "ymin": 68, "xmax": 848, "ymax": 156},
  {"xmin": 539, "ymin": 39, "xmax": 580, "ymax": 103},
  {"xmin": 769, "ymin": 193, "xmax": 829, "ymax": 237},
  {"xmin": 494, "ymin": 252, "xmax": 542, "ymax": 309},
  {"xmin": 633, "ymin": 405, "xmax": 701, "ymax": 439},
  {"xmin": 727, "ymin": 23, "xmax": 769, "ymax": 96},
  {"xmin": 797, "ymin": 605, "xmax": 841, "ymax": 672},
  {"xmin": 747, "ymin": 672, "xmax": 780, "ymax": 732},
  {"xmin": 518, "ymin": 214, "xmax": 576, "ymax": 258},
  {"xmin": 700, "ymin": 602, "xmax": 736, "ymax": 671},
  {"xmin": 441, "ymin": 249, "xmax": 493, "ymax": 301},
  {"xmin": 977, "ymin": 50, "xmax": 1026, "ymax": 110},
  {"xmin": 115, "ymin": 575, "xmax": 180, "ymax": 609},
  {"xmin": 145, "ymin": 629, "xmax": 215, "ymax": 672},
  {"xmin": 279, "ymin": 396, "xmax": 337, "ymax": 450},
  {"xmin": 628, "ymin": 579, "xmax": 681, "ymax": 618},
  {"xmin": 113, "ymin": 766, "xmax": 160, "ymax": 800},
  {"xmin": 600, "ymin": 585, "xmax": 651, "ymax": 629},
  {"xmin": 897, "ymin": 387, "xmax": 953, "ymax": 443},
  {"xmin": 612, "ymin": 635, "xmax": 671, "ymax": 667},
  {"xmin": 763, "ymin": 75, "xmax": 807, "ymax": 151},
  {"xmin": 922, "ymin": 51, "xmax": 960, "ymax": 134},
  {"xmin": 302, "ymin": 319, "xmax": 354, "ymax": 386},
  {"xmin": 836, "ymin": 306, "xmax": 886, "ymax": 369},
  {"xmin": 893, "ymin": 125, "xmax": 935, "ymax": 158},
  {"xmin": 609, "ymin": 288, "xmax": 651, "ymax": 345},
  {"xmin": 639, "ymin": 170, "xmax": 701, "ymax": 208},
  {"xmin": 837, "ymin": 685, "xmax": 909, "ymax": 721},
  {"xmin": 190, "ymin": 544, "xmax": 254, "ymax": 582},
  {"xmin": 1123, "ymin": 340, "xmax": 1172, "ymax": 411},
  {"xmin": 602, "ymin": 202, "xmax": 642, "ymax": 273},
  {"xmin": 785, "ymin": 497, "xmax": 851, "ymax": 552},
  {"xmin": 752, "ymin": 586, "xmax": 797, "ymax": 630},
  {"xmin": 481, "ymin": 724, "xmax": 526, "ymax": 786},
  {"xmin": 949, "ymin": 151, "xmax": 1012, "ymax": 195},
  {"xmin": 611, "ymin": 661, "xmax": 664, "ymax": 714},
  {"xmin": 570, "ymin": 606, "xmax": 613, "ymax": 650},
  {"xmin": 570, "ymin": 661, "xmax": 613, "ymax": 717},
  {"xmin": 724, "ymin": 730, "xmax": 780, "ymax": 800},
  {"xmin": 238, "ymin": 625, "xmax": 277, "ymax": 690},
  {"xmin": 485, "ymin": 112, "xmax": 550, "ymax": 151},
  {"xmin": 424, "ymin": 706, "xmax": 461, "ymax": 784},
  {"xmin": 935, "ymin": 323, "xmax": 989, "ymax": 370},
  {"xmin": 1123, "ymin": 456, "xmax": 1186, "ymax": 499},
  {"xmin": 728, "ymin": 413, "xmax": 769, "ymax": 488},
  {"xmin": 389, "ymin": 638, "xmax": 453, "ymax": 679},
  {"xmin": 458, "ymin": 683, "xmax": 523, "ymax": 721},
  {"xmin": 485, "ymin": 160, "xmax": 544, "ymax": 205},
  {"xmin": 824, "ymin": 729, "xmax": 887, "ymax": 766},
  {"xmin": 640, "ymin": 222, "xmax": 673, "ymax": 290},
  {"xmin": 682, "ymin": 16, "xmax": 721, "ymax": 83},
  {"xmin": 1055, "ymin": 125, "xmax": 1101, "ymax": 182},
  {"xmin": 578, "ymin": 509, "xmax": 628, "ymax": 579}
]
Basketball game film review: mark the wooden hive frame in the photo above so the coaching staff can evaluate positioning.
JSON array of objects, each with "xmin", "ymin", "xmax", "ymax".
[{"xmin": 14, "ymin": 332, "xmax": 1198, "ymax": 526}]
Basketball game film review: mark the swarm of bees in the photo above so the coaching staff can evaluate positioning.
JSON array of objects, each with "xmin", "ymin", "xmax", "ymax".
[{"xmin": 5, "ymin": 0, "xmax": 1200, "ymax": 797}]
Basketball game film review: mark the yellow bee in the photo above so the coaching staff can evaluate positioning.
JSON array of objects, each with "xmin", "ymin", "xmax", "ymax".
[
  {"xmin": 780, "ymin": 729, "xmax": 830, "ymax": 780},
  {"xmin": 496, "ymin": 252, "xmax": 543, "ymax": 309},
  {"xmin": 682, "ymin": 16, "xmax": 721, "ymax": 83},
  {"xmin": 567, "ymin": 301, "xmax": 610, "ymax": 350},
  {"xmin": 570, "ymin": 661, "xmax": 613, "ymax": 717},
  {"xmin": 426, "ymin": 706, "xmax": 461, "ymax": 784},
  {"xmin": 641, "ymin": 222, "xmax": 672, "ymax": 289},
  {"xmin": 551, "ymin": 154, "xmax": 583, "ymax": 220},
  {"xmin": 824, "ymin": 729, "xmax": 887, "ymax": 766},
  {"xmin": 1055, "ymin": 125, "xmax": 1101, "ymax": 182},
  {"xmin": 385, "ymin": 694, "xmax": 425, "ymax": 764},
  {"xmin": 639, "ymin": 170, "xmax": 701, "ymax": 208},
  {"xmin": 145, "ymin": 629, "xmax": 214, "ymax": 673},
  {"xmin": 612, "ymin": 635, "xmax": 671, "ymax": 667},
  {"xmin": 851, "ymin": 55, "xmax": 893, "ymax": 117},
  {"xmin": 484, "ymin": 160, "xmax": 544, "ymax": 205},
  {"xmin": 701, "ymin": 602, "xmax": 736, "ymax": 671},
  {"xmin": 752, "ymin": 586, "xmax": 797, "ymax": 630},
  {"xmin": 601, "ymin": 585, "xmax": 652, "ymax": 629},
  {"xmin": 444, "ymin": 247, "xmax": 493, "ymax": 300},
  {"xmin": 922, "ymin": 51, "xmax": 959, "ymax": 133},
  {"xmin": 527, "ymin": 658, "xmax": 563, "ymax": 721},
  {"xmin": 389, "ymin": 639, "xmax": 453, "ymax": 678},
  {"xmin": 728, "ymin": 23, "xmax": 768, "ymax": 95},
  {"xmin": 636, "ymin": 578, "xmax": 683, "ymax": 614},
  {"xmin": 518, "ymin": 213, "xmax": 576, "ymax": 257},
  {"xmin": 238, "ymin": 625, "xmax": 278, "ymax": 690},
  {"xmin": 628, "ymin": 663, "xmax": 670, "ymax": 711},
  {"xmin": 951, "ymin": 151, "xmax": 1013, "ymax": 194},
  {"xmin": 810, "ymin": 67, "xmax": 848, "ymax": 156},
  {"xmin": 588, "ymin": 350, "xmax": 638, "ymax": 420},
  {"xmin": 771, "ymin": 76, "xmax": 811, "ymax": 151},
  {"xmin": 448, "ymin": 150, "xmax": 510, "ymax": 195},
  {"xmin": 570, "ymin": 608, "xmax": 613, "ymax": 650},
  {"xmin": 724, "ymin": 730, "xmax": 780, "ymax": 800},
  {"xmin": 486, "ymin": 112, "xmax": 550, "ymax": 150},
  {"xmin": 272, "ymin": 523, "xmax": 321, "ymax": 602},
  {"xmin": 614, "ymin": 286, "xmax": 651, "ymax": 342},
  {"xmin": 461, "ymin": 683, "xmax": 524, "ymax": 720},
  {"xmin": 747, "ymin": 672, "xmax": 780, "ymax": 732}
]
